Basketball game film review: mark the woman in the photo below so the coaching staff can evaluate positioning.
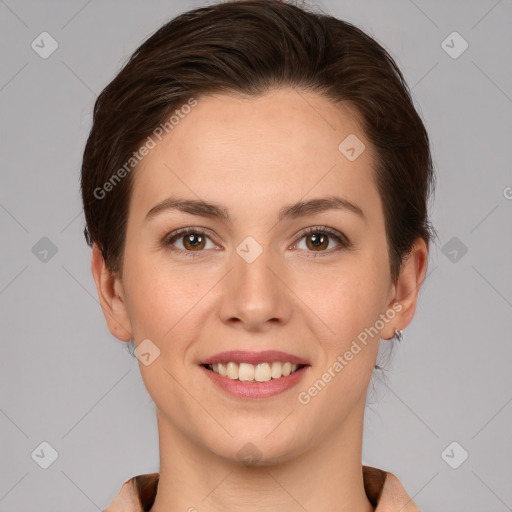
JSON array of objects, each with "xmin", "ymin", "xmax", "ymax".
[{"xmin": 81, "ymin": 0, "xmax": 435, "ymax": 510}]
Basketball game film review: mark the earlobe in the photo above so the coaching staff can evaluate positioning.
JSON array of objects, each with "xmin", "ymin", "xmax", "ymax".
[
  {"xmin": 381, "ymin": 238, "xmax": 429, "ymax": 341},
  {"xmin": 90, "ymin": 243, "xmax": 133, "ymax": 342}
]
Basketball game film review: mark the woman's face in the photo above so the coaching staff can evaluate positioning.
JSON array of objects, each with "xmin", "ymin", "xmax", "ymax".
[{"xmin": 105, "ymin": 89, "xmax": 414, "ymax": 463}]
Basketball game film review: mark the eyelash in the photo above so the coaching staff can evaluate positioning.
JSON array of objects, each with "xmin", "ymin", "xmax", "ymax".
[{"xmin": 163, "ymin": 226, "xmax": 352, "ymax": 259}]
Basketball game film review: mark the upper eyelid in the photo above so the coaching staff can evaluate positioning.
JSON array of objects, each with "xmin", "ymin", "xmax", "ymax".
[{"xmin": 168, "ymin": 226, "xmax": 217, "ymax": 243}]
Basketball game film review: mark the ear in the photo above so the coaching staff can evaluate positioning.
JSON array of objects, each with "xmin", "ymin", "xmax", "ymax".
[
  {"xmin": 90, "ymin": 243, "xmax": 133, "ymax": 342},
  {"xmin": 381, "ymin": 237, "xmax": 429, "ymax": 340}
]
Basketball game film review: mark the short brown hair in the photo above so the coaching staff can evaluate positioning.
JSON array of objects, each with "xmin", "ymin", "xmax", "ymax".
[{"xmin": 81, "ymin": 0, "xmax": 436, "ymax": 282}]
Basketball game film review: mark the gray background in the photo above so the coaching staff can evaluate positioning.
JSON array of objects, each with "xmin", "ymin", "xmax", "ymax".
[{"xmin": 1, "ymin": 0, "xmax": 511, "ymax": 510}]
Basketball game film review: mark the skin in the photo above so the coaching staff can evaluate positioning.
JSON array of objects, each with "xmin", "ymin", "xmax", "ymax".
[{"xmin": 92, "ymin": 88, "xmax": 428, "ymax": 512}]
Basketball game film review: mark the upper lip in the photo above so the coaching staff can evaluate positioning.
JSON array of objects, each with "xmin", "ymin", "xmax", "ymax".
[{"xmin": 200, "ymin": 350, "xmax": 310, "ymax": 366}]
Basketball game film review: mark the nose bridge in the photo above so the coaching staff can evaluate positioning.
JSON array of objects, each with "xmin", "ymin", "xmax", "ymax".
[{"xmin": 220, "ymin": 240, "xmax": 289, "ymax": 328}]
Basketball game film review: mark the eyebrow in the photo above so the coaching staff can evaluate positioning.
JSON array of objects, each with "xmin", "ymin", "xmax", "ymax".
[{"xmin": 145, "ymin": 195, "xmax": 366, "ymax": 223}]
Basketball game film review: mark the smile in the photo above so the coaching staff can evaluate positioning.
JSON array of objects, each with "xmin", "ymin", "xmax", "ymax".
[
  {"xmin": 200, "ymin": 362, "xmax": 310, "ymax": 399},
  {"xmin": 204, "ymin": 361, "xmax": 305, "ymax": 382}
]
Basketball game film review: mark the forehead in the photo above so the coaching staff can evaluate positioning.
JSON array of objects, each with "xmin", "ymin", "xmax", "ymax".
[{"xmin": 130, "ymin": 88, "xmax": 380, "ymax": 220}]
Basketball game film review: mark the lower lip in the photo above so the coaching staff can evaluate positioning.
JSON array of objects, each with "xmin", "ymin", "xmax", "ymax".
[{"xmin": 199, "ymin": 365, "xmax": 309, "ymax": 399}]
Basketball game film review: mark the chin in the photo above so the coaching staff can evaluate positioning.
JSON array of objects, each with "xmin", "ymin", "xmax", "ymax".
[{"xmin": 205, "ymin": 429, "xmax": 306, "ymax": 468}]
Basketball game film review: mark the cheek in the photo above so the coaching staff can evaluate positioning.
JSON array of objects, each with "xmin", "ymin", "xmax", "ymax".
[
  {"xmin": 297, "ymin": 263, "xmax": 386, "ymax": 411},
  {"xmin": 122, "ymin": 248, "xmax": 215, "ymax": 350},
  {"xmin": 295, "ymin": 254, "xmax": 389, "ymax": 339}
]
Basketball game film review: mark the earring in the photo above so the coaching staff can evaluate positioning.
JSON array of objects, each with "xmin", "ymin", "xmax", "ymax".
[{"xmin": 393, "ymin": 328, "xmax": 403, "ymax": 342}]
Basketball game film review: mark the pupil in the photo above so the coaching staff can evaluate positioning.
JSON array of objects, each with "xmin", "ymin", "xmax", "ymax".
[
  {"xmin": 311, "ymin": 234, "xmax": 324, "ymax": 246},
  {"xmin": 188, "ymin": 234, "xmax": 201, "ymax": 246}
]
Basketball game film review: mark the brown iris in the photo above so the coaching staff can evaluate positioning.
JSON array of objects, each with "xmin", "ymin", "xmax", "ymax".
[
  {"xmin": 183, "ymin": 232, "xmax": 206, "ymax": 251},
  {"xmin": 306, "ymin": 232, "xmax": 329, "ymax": 251}
]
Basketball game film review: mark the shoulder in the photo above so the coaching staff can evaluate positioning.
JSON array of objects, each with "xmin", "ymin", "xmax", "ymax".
[
  {"xmin": 104, "ymin": 467, "xmax": 419, "ymax": 512},
  {"xmin": 363, "ymin": 465, "xmax": 420, "ymax": 511},
  {"xmin": 103, "ymin": 472, "xmax": 159, "ymax": 512}
]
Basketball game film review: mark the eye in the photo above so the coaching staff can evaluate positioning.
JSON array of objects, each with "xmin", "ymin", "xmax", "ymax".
[
  {"xmin": 292, "ymin": 226, "xmax": 352, "ymax": 255},
  {"xmin": 163, "ymin": 226, "xmax": 352, "ymax": 258},
  {"xmin": 165, "ymin": 228, "xmax": 218, "ymax": 256}
]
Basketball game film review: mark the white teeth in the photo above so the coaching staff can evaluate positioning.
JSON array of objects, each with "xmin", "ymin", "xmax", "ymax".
[
  {"xmin": 207, "ymin": 361, "xmax": 300, "ymax": 381},
  {"xmin": 271, "ymin": 361, "xmax": 282, "ymax": 379},
  {"xmin": 254, "ymin": 363, "xmax": 271, "ymax": 382},
  {"xmin": 227, "ymin": 362, "xmax": 238, "ymax": 380},
  {"xmin": 218, "ymin": 362, "xmax": 227, "ymax": 377},
  {"xmin": 238, "ymin": 363, "xmax": 255, "ymax": 381}
]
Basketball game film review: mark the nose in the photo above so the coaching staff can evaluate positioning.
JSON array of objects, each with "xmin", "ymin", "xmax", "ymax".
[{"xmin": 219, "ymin": 243, "xmax": 293, "ymax": 332}]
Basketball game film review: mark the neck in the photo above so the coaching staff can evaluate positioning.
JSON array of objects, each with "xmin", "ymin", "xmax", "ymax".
[{"xmin": 149, "ymin": 400, "xmax": 374, "ymax": 512}]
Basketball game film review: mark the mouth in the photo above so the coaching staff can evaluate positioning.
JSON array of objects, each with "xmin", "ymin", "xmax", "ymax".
[
  {"xmin": 199, "ymin": 350, "xmax": 310, "ymax": 382},
  {"xmin": 199, "ymin": 350, "xmax": 311, "ymax": 399},
  {"xmin": 201, "ymin": 361, "xmax": 308, "ymax": 382}
]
